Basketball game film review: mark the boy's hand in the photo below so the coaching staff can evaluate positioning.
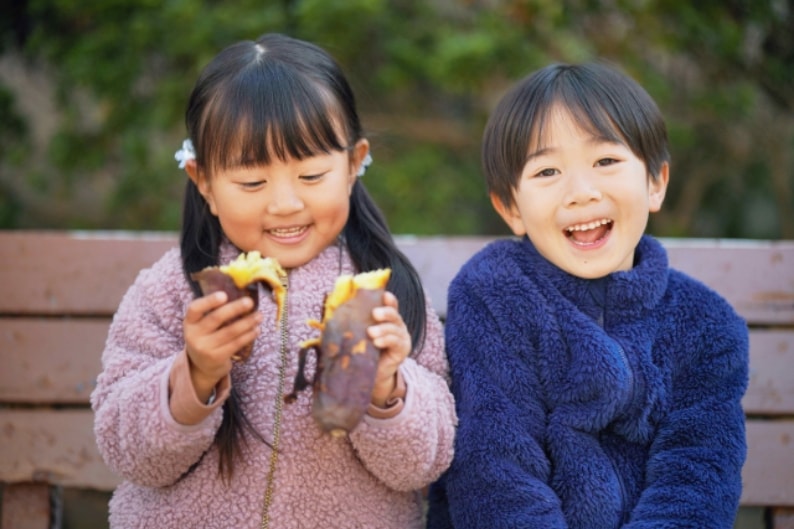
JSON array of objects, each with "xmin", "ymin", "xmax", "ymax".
[
  {"xmin": 367, "ymin": 291, "xmax": 411, "ymax": 407},
  {"xmin": 183, "ymin": 292, "xmax": 262, "ymax": 400}
]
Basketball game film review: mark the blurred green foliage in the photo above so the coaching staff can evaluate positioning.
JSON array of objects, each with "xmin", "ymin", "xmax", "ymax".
[{"xmin": 0, "ymin": 0, "xmax": 792, "ymax": 237}]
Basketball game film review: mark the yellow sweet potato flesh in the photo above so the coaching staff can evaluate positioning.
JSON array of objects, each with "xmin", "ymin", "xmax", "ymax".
[{"xmin": 191, "ymin": 251, "xmax": 287, "ymax": 324}]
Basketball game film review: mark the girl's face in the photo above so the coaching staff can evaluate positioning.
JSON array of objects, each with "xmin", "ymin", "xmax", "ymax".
[
  {"xmin": 188, "ymin": 139, "xmax": 369, "ymax": 269},
  {"xmin": 492, "ymin": 107, "xmax": 668, "ymax": 279}
]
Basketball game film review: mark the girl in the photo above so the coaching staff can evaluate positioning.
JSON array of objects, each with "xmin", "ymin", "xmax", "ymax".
[
  {"xmin": 91, "ymin": 33, "xmax": 456, "ymax": 529},
  {"xmin": 426, "ymin": 62, "xmax": 748, "ymax": 528}
]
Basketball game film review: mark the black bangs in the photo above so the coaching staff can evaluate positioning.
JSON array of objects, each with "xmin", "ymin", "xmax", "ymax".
[
  {"xmin": 528, "ymin": 69, "xmax": 627, "ymax": 156},
  {"xmin": 198, "ymin": 60, "xmax": 346, "ymax": 173},
  {"xmin": 549, "ymin": 63, "xmax": 669, "ymax": 178},
  {"xmin": 483, "ymin": 61, "xmax": 670, "ymax": 208}
]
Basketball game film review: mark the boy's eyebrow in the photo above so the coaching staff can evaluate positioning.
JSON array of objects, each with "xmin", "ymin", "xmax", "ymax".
[
  {"xmin": 525, "ymin": 134, "xmax": 624, "ymax": 164},
  {"xmin": 524, "ymin": 146, "xmax": 554, "ymax": 164}
]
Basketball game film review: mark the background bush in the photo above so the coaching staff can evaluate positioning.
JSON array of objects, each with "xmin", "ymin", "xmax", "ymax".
[{"xmin": 1, "ymin": 0, "xmax": 791, "ymax": 238}]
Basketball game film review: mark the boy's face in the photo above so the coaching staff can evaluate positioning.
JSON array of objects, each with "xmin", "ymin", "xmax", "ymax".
[{"xmin": 492, "ymin": 107, "xmax": 668, "ymax": 279}]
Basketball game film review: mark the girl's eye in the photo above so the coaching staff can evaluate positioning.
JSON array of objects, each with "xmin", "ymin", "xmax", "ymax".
[
  {"xmin": 534, "ymin": 168, "xmax": 559, "ymax": 178},
  {"xmin": 240, "ymin": 181, "xmax": 265, "ymax": 189},
  {"xmin": 300, "ymin": 173, "xmax": 325, "ymax": 182}
]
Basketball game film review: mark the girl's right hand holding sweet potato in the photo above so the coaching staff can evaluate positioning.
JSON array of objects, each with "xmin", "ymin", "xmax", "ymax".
[{"xmin": 183, "ymin": 292, "xmax": 263, "ymax": 401}]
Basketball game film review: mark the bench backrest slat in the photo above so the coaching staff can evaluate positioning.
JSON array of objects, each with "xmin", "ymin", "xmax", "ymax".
[
  {"xmin": 4, "ymin": 320, "xmax": 790, "ymax": 414},
  {"xmin": 2, "ymin": 232, "xmax": 793, "ymax": 324},
  {"xmin": 0, "ymin": 231, "xmax": 175, "ymax": 316}
]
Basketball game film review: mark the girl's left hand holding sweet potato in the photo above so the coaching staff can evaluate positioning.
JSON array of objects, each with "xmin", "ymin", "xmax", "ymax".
[{"xmin": 368, "ymin": 291, "xmax": 411, "ymax": 407}]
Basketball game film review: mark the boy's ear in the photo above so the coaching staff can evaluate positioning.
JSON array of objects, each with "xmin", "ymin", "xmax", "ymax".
[
  {"xmin": 490, "ymin": 192, "xmax": 527, "ymax": 236},
  {"xmin": 184, "ymin": 160, "xmax": 217, "ymax": 215},
  {"xmin": 648, "ymin": 162, "xmax": 670, "ymax": 213}
]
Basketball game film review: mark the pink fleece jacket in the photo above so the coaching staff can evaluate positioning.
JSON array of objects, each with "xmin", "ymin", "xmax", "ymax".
[{"xmin": 91, "ymin": 241, "xmax": 457, "ymax": 529}]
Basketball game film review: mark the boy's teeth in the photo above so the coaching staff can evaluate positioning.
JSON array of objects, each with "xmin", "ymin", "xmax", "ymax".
[{"xmin": 566, "ymin": 219, "xmax": 610, "ymax": 232}]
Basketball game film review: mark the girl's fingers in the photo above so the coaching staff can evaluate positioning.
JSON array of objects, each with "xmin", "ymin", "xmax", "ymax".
[
  {"xmin": 211, "ymin": 296, "xmax": 257, "ymax": 328},
  {"xmin": 215, "ymin": 311, "xmax": 262, "ymax": 350},
  {"xmin": 381, "ymin": 291, "xmax": 399, "ymax": 310},
  {"xmin": 371, "ymin": 300, "xmax": 400, "ymax": 325},
  {"xmin": 187, "ymin": 294, "xmax": 256, "ymax": 330},
  {"xmin": 371, "ymin": 328, "xmax": 411, "ymax": 350},
  {"xmin": 369, "ymin": 292, "xmax": 409, "ymax": 352},
  {"xmin": 368, "ymin": 320, "xmax": 411, "ymax": 359},
  {"xmin": 184, "ymin": 295, "xmax": 262, "ymax": 369},
  {"xmin": 184, "ymin": 291, "xmax": 228, "ymax": 323}
]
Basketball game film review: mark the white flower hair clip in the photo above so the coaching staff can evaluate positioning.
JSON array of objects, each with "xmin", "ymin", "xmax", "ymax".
[
  {"xmin": 357, "ymin": 153, "xmax": 373, "ymax": 177},
  {"xmin": 175, "ymin": 138, "xmax": 195, "ymax": 169}
]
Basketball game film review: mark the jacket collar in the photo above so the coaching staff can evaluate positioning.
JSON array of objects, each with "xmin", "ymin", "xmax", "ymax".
[{"xmin": 518, "ymin": 234, "xmax": 669, "ymax": 318}]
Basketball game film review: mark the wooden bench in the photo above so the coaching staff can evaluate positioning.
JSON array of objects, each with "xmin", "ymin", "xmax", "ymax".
[{"xmin": 1, "ymin": 231, "xmax": 793, "ymax": 528}]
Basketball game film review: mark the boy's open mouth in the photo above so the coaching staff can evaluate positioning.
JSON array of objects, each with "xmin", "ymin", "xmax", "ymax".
[{"xmin": 565, "ymin": 218, "xmax": 613, "ymax": 245}]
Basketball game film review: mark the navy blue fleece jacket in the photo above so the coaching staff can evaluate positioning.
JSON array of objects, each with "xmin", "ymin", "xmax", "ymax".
[{"xmin": 426, "ymin": 235, "xmax": 748, "ymax": 529}]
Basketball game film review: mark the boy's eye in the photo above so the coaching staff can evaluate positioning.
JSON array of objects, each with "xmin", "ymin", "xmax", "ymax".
[
  {"xmin": 534, "ymin": 168, "xmax": 559, "ymax": 178},
  {"xmin": 595, "ymin": 157, "xmax": 618, "ymax": 167}
]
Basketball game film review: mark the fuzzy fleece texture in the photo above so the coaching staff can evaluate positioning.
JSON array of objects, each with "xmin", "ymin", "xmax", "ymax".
[
  {"xmin": 91, "ymin": 241, "xmax": 456, "ymax": 529},
  {"xmin": 426, "ymin": 235, "xmax": 748, "ymax": 529}
]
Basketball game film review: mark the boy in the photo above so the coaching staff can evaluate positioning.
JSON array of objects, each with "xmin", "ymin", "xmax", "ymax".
[{"xmin": 426, "ymin": 62, "xmax": 748, "ymax": 529}]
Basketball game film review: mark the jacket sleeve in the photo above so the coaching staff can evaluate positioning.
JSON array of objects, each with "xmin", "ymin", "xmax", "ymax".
[
  {"xmin": 90, "ymin": 253, "xmax": 224, "ymax": 488},
  {"xmin": 439, "ymin": 271, "xmax": 569, "ymax": 529},
  {"xmin": 625, "ymin": 295, "xmax": 749, "ymax": 528},
  {"xmin": 349, "ymin": 298, "xmax": 458, "ymax": 492}
]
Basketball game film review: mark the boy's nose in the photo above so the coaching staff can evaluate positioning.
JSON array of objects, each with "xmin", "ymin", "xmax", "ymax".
[{"xmin": 564, "ymin": 171, "xmax": 603, "ymax": 207}]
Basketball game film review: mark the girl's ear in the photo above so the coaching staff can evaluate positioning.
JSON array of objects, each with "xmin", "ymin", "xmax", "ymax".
[
  {"xmin": 490, "ymin": 192, "xmax": 527, "ymax": 236},
  {"xmin": 648, "ymin": 162, "xmax": 669, "ymax": 213},
  {"xmin": 184, "ymin": 160, "xmax": 218, "ymax": 215},
  {"xmin": 349, "ymin": 138, "xmax": 370, "ymax": 189}
]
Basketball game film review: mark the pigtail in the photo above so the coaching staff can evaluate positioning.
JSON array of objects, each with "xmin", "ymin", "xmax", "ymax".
[
  {"xmin": 180, "ymin": 178, "xmax": 269, "ymax": 481},
  {"xmin": 344, "ymin": 181, "xmax": 427, "ymax": 354},
  {"xmin": 180, "ymin": 179, "xmax": 222, "ymax": 295}
]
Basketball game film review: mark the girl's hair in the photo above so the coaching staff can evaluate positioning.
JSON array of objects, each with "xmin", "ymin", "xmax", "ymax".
[
  {"xmin": 179, "ymin": 33, "xmax": 427, "ymax": 479},
  {"xmin": 482, "ymin": 61, "xmax": 670, "ymax": 209}
]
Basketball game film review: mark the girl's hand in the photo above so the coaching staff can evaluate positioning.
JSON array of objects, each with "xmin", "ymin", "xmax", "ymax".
[
  {"xmin": 367, "ymin": 291, "xmax": 411, "ymax": 407},
  {"xmin": 183, "ymin": 292, "xmax": 262, "ymax": 401}
]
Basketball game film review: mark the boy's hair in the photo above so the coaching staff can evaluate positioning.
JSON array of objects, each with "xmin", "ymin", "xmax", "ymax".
[
  {"xmin": 179, "ymin": 32, "xmax": 426, "ymax": 478},
  {"xmin": 482, "ymin": 61, "xmax": 670, "ymax": 209}
]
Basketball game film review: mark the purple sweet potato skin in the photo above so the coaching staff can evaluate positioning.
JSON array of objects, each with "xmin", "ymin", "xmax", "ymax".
[
  {"xmin": 190, "ymin": 268, "xmax": 258, "ymax": 307},
  {"xmin": 312, "ymin": 288, "xmax": 383, "ymax": 433},
  {"xmin": 190, "ymin": 268, "xmax": 258, "ymax": 360}
]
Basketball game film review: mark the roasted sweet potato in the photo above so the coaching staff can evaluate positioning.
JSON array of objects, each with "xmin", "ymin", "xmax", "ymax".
[
  {"xmin": 190, "ymin": 251, "xmax": 287, "ymax": 360},
  {"xmin": 285, "ymin": 269, "xmax": 392, "ymax": 436}
]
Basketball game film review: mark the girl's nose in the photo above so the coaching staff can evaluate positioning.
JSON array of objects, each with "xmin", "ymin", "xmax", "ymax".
[
  {"xmin": 564, "ymin": 170, "xmax": 602, "ymax": 207},
  {"xmin": 266, "ymin": 181, "xmax": 304, "ymax": 215}
]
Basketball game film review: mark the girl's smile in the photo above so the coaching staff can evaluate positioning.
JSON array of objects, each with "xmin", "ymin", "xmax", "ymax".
[
  {"xmin": 266, "ymin": 225, "xmax": 310, "ymax": 243},
  {"xmin": 186, "ymin": 141, "xmax": 369, "ymax": 269}
]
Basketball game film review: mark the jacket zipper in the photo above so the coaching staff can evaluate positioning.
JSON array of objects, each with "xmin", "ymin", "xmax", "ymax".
[
  {"xmin": 601, "ymin": 309, "xmax": 632, "ymax": 526},
  {"xmin": 609, "ymin": 341, "xmax": 632, "ymax": 525},
  {"xmin": 261, "ymin": 275, "xmax": 289, "ymax": 529}
]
